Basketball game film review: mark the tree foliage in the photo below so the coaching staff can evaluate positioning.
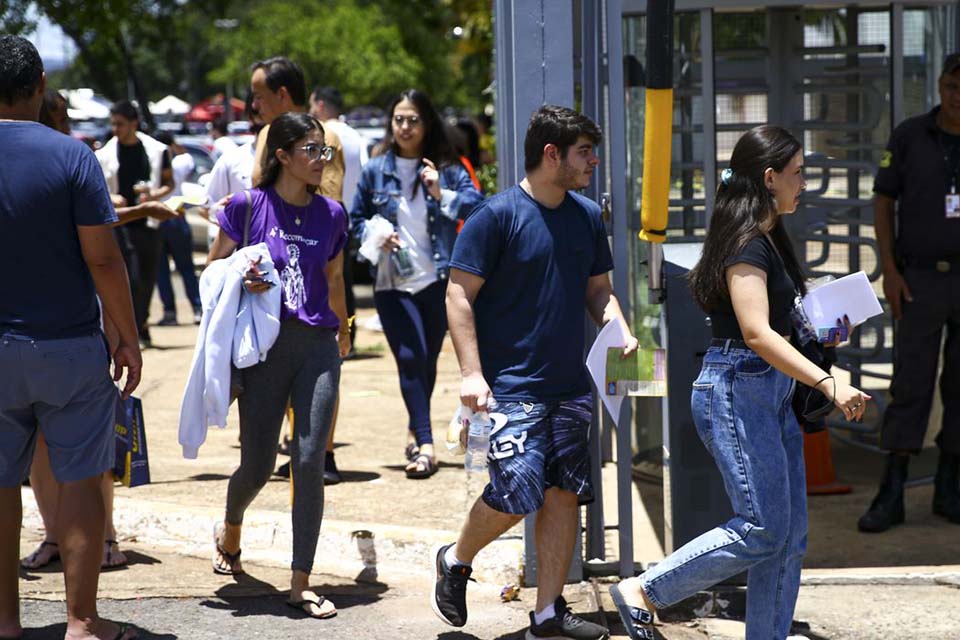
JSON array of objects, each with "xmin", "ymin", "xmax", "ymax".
[{"xmin": 4, "ymin": 0, "xmax": 493, "ymax": 114}]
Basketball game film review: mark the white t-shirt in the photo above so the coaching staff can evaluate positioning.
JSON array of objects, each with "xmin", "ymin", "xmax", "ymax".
[
  {"xmin": 170, "ymin": 152, "xmax": 195, "ymax": 197},
  {"xmin": 325, "ymin": 119, "xmax": 368, "ymax": 210},
  {"xmin": 203, "ymin": 142, "xmax": 255, "ymax": 243},
  {"xmin": 393, "ymin": 156, "xmax": 436, "ymax": 294},
  {"xmin": 212, "ymin": 135, "xmax": 238, "ymax": 162}
]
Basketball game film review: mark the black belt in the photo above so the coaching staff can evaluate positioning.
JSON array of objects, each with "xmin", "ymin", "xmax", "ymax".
[
  {"xmin": 710, "ymin": 338, "xmax": 751, "ymax": 351},
  {"xmin": 903, "ymin": 256, "xmax": 960, "ymax": 272}
]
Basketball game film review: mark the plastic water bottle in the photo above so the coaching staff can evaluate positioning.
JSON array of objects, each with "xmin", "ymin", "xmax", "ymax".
[{"xmin": 464, "ymin": 400, "xmax": 497, "ymax": 473}]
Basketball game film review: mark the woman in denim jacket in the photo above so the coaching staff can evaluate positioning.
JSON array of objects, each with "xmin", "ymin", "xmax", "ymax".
[
  {"xmin": 351, "ymin": 89, "xmax": 482, "ymax": 479},
  {"xmin": 610, "ymin": 127, "xmax": 871, "ymax": 640}
]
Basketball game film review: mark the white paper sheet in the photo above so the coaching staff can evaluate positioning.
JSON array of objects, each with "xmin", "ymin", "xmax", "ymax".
[
  {"xmin": 586, "ymin": 317, "xmax": 630, "ymax": 425},
  {"xmin": 801, "ymin": 270, "xmax": 883, "ymax": 329}
]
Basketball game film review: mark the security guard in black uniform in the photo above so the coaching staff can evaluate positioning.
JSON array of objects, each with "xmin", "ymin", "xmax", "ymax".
[{"xmin": 859, "ymin": 53, "xmax": 960, "ymax": 532}]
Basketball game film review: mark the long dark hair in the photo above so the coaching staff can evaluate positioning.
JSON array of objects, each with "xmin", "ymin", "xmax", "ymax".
[
  {"xmin": 382, "ymin": 89, "xmax": 458, "ymax": 167},
  {"xmin": 688, "ymin": 125, "xmax": 807, "ymax": 311},
  {"xmin": 257, "ymin": 111, "xmax": 324, "ymax": 190}
]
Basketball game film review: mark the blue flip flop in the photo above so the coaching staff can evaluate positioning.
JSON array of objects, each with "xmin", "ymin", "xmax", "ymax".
[{"xmin": 610, "ymin": 584, "xmax": 656, "ymax": 640}]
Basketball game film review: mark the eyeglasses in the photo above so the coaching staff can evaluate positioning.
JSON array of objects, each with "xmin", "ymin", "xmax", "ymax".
[
  {"xmin": 298, "ymin": 144, "xmax": 335, "ymax": 162},
  {"xmin": 393, "ymin": 114, "xmax": 421, "ymax": 128}
]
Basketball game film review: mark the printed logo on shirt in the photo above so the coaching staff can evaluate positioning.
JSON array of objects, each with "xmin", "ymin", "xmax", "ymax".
[
  {"xmin": 282, "ymin": 244, "xmax": 306, "ymax": 311},
  {"xmin": 879, "ymin": 150, "xmax": 892, "ymax": 169},
  {"xmin": 269, "ymin": 226, "xmax": 319, "ymax": 247}
]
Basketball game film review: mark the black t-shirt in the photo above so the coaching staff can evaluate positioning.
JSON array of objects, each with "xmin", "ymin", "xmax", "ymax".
[
  {"xmin": 709, "ymin": 234, "xmax": 797, "ymax": 340},
  {"xmin": 873, "ymin": 106, "xmax": 960, "ymax": 261},
  {"xmin": 117, "ymin": 141, "xmax": 171, "ymax": 227}
]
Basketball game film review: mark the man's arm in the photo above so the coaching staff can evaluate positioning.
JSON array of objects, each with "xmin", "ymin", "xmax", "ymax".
[
  {"xmin": 110, "ymin": 200, "xmax": 178, "ymax": 227},
  {"xmin": 446, "ymin": 268, "xmax": 491, "ymax": 412},
  {"xmin": 585, "ymin": 272, "xmax": 638, "ymax": 356},
  {"xmin": 77, "ymin": 225, "xmax": 142, "ymax": 398},
  {"xmin": 874, "ymin": 193, "xmax": 912, "ymax": 319},
  {"xmin": 144, "ymin": 151, "xmax": 175, "ymax": 201}
]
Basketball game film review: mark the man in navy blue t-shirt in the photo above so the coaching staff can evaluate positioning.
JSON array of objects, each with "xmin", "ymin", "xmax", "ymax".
[
  {"xmin": 0, "ymin": 36, "xmax": 140, "ymax": 640},
  {"xmin": 430, "ymin": 105, "xmax": 637, "ymax": 639}
]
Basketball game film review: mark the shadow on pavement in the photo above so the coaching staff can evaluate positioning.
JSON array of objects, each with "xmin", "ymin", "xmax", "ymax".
[
  {"xmin": 202, "ymin": 572, "xmax": 390, "ymax": 618},
  {"xmin": 22, "ymin": 623, "xmax": 177, "ymax": 640}
]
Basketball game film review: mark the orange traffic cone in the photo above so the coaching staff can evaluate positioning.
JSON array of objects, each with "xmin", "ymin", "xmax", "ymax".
[{"xmin": 803, "ymin": 429, "xmax": 852, "ymax": 495}]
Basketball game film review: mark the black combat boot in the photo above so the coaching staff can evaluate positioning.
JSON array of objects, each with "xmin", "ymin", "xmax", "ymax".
[
  {"xmin": 933, "ymin": 451, "xmax": 960, "ymax": 524},
  {"xmin": 858, "ymin": 454, "xmax": 909, "ymax": 533}
]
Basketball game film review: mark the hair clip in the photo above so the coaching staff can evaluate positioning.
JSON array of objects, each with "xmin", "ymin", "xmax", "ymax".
[{"xmin": 720, "ymin": 168, "xmax": 734, "ymax": 186}]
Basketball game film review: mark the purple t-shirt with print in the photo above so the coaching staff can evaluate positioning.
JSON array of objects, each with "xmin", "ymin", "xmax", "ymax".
[{"xmin": 218, "ymin": 187, "xmax": 348, "ymax": 329}]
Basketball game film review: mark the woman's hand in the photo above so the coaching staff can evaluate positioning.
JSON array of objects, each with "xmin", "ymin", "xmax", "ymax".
[
  {"xmin": 242, "ymin": 256, "xmax": 273, "ymax": 295},
  {"xmin": 337, "ymin": 331, "xmax": 352, "ymax": 359},
  {"xmin": 420, "ymin": 158, "xmax": 442, "ymax": 200},
  {"xmin": 818, "ymin": 377, "xmax": 871, "ymax": 422},
  {"xmin": 381, "ymin": 232, "xmax": 402, "ymax": 251},
  {"xmin": 820, "ymin": 315, "xmax": 852, "ymax": 347}
]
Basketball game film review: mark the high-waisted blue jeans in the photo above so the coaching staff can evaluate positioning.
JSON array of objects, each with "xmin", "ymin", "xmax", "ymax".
[{"xmin": 639, "ymin": 342, "xmax": 807, "ymax": 640}]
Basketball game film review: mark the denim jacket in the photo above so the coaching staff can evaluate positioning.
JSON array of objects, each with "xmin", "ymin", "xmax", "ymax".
[{"xmin": 349, "ymin": 150, "xmax": 483, "ymax": 281}]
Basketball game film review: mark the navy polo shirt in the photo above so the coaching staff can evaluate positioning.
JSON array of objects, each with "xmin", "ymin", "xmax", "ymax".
[
  {"xmin": 874, "ymin": 106, "xmax": 960, "ymax": 261},
  {"xmin": 450, "ymin": 185, "xmax": 613, "ymax": 402}
]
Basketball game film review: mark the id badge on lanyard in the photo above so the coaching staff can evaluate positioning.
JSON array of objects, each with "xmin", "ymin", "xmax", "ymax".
[{"xmin": 947, "ymin": 185, "xmax": 960, "ymax": 219}]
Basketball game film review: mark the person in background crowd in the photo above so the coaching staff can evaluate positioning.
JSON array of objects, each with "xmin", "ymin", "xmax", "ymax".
[
  {"xmin": 152, "ymin": 131, "xmax": 202, "ymax": 326},
  {"xmin": 210, "ymin": 117, "xmax": 237, "ymax": 162},
  {"xmin": 309, "ymin": 84, "xmax": 369, "ymax": 483},
  {"xmin": 0, "ymin": 35, "xmax": 141, "ymax": 640},
  {"xmin": 39, "ymin": 88, "xmax": 69, "ymax": 134},
  {"xmin": 610, "ymin": 126, "xmax": 870, "ymax": 640},
  {"xmin": 351, "ymin": 89, "xmax": 483, "ymax": 479},
  {"xmin": 95, "ymin": 100, "xmax": 175, "ymax": 347},
  {"xmin": 249, "ymin": 57, "xmax": 345, "ymax": 203},
  {"xmin": 857, "ymin": 52, "xmax": 960, "ymax": 534},
  {"xmin": 207, "ymin": 112, "xmax": 350, "ymax": 620},
  {"xmin": 203, "ymin": 94, "xmax": 262, "ymax": 245}
]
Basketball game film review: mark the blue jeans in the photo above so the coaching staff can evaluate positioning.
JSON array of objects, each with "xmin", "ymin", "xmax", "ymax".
[
  {"xmin": 156, "ymin": 217, "xmax": 201, "ymax": 314},
  {"xmin": 374, "ymin": 280, "xmax": 447, "ymax": 445},
  {"xmin": 639, "ymin": 342, "xmax": 807, "ymax": 640}
]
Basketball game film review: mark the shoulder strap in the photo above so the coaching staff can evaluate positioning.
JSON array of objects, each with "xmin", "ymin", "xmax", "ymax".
[{"xmin": 242, "ymin": 190, "xmax": 252, "ymax": 248}]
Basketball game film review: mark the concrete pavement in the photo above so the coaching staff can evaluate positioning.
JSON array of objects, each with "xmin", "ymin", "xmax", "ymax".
[{"xmin": 15, "ymin": 282, "xmax": 960, "ymax": 639}]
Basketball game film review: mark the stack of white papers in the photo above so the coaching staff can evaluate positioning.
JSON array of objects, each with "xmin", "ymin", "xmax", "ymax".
[{"xmin": 801, "ymin": 271, "xmax": 883, "ymax": 329}]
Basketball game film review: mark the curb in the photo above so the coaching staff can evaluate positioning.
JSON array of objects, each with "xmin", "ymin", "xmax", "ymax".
[{"xmin": 20, "ymin": 488, "xmax": 525, "ymax": 587}]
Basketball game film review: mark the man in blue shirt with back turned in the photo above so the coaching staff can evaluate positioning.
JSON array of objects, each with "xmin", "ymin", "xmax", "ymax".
[
  {"xmin": 0, "ymin": 36, "xmax": 141, "ymax": 640},
  {"xmin": 431, "ymin": 105, "xmax": 638, "ymax": 640}
]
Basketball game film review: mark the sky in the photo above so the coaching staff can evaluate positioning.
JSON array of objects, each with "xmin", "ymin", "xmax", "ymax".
[{"xmin": 26, "ymin": 11, "xmax": 76, "ymax": 71}]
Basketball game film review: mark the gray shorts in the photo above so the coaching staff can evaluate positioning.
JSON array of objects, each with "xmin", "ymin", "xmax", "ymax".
[{"xmin": 0, "ymin": 332, "xmax": 118, "ymax": 486}]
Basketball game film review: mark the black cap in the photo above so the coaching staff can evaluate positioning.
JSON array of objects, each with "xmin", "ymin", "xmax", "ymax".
[{"xmin": 943, "ymin": 52, "xmax": 960, "ymax": 76}]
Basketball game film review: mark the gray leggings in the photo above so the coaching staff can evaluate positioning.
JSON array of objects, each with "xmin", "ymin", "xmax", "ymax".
[{"xmin": 225, "ymin": 319, "xmax": 340, "ymax": 573}]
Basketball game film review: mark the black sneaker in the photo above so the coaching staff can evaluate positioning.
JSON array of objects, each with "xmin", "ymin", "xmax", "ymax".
[
  {"xmin": 525, "ymin": 596, "xmax": 610, "ymax": 640},
  {"xmin": 431, "ymin": 543, "xmax": 473, "ymax": 627}
]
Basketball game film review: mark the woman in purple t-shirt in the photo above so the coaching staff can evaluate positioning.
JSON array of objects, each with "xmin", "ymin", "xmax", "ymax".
[{"xmin": 207, "ymin": 112, "xmax": 349, "ymax": 620}]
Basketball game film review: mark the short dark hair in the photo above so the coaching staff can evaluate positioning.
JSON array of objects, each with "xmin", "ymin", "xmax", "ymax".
[
  {"xmin": 211, "ymin": 118, "xmax": 228, "ymax": 135},
  {"xmin": 152, "ymin": 131, "xmax": 175, "ymax": 146},
  {"xmin": 110, "ymin": 100, "xmax": 140, "ymax": 122},
  {"xmin": 251, "ymin": 57, "xmax": 306, "ymax": 107},
  {"xmin": 0, "ymin": 35, "xmax": 44, "ymax": 106},
  {"xmin": 311, "ymin": 86, "xmax": 344, "ymax": 113},
  {"xmin": 523, "ymin": 105, "xmax": 602, "ymax": 172}
]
